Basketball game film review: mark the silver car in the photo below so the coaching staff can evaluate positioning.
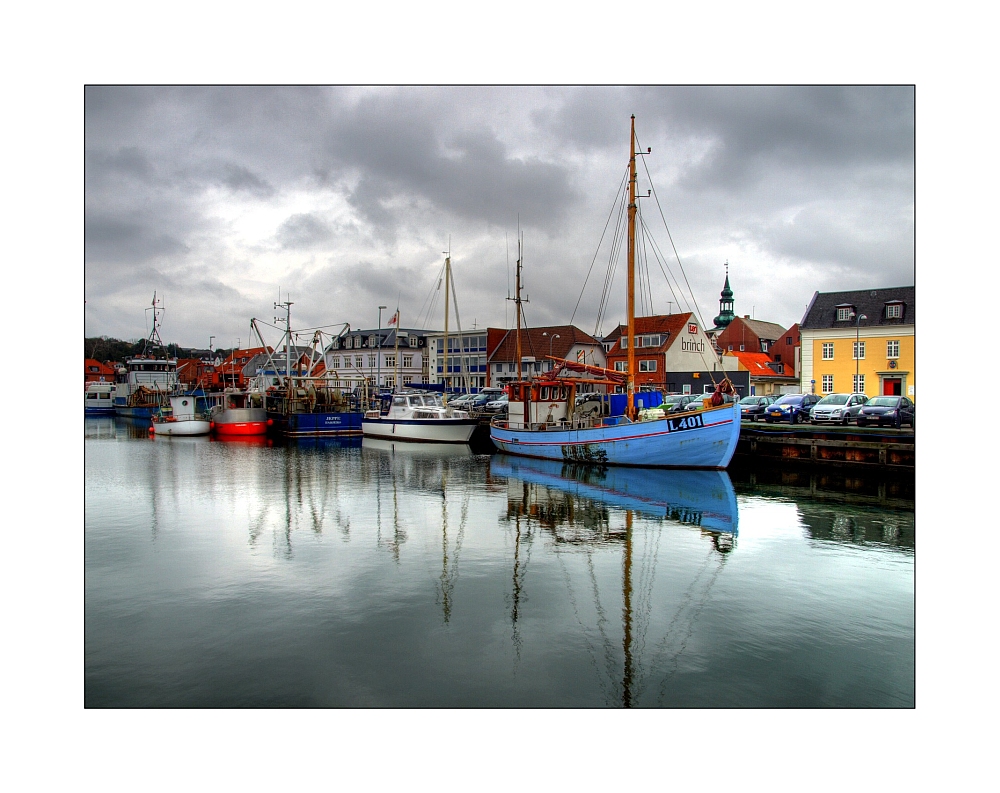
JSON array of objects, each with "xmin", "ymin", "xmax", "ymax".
[{"xmin": 809, "ymin": 393, "xmax": 869, "ymax": 425}]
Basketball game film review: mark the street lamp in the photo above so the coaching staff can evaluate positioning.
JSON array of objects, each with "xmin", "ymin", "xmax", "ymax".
[
  {"xmin": 850, "ymin": 312, "xmax": 867, "ymax": 394},
  {"xmin": 377, "ymin": 306, "xmax": 387, "ymax": 394},
  {"xmin": 542, "ymin": 332, "xmax": 560, "ymax": 372}
]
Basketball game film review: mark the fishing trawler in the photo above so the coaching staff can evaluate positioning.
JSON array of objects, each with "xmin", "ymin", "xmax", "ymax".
[
  {"xmin": 113, "ymin": 293, "xmax": 180, "ymax": 418},
  {"xmin": 490, "ymin": 116, "xmax": 740, "ymax": 469}
]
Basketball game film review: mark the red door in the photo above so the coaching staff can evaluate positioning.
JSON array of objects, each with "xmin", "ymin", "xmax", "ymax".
[{"xmin": 883, "ymin": 378, "xmax": 902, "ymax": 395}]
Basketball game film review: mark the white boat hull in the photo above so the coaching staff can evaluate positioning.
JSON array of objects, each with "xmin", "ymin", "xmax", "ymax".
[
  {"xmin": 151, "ymin": 418, "xmax": 212, "ymax": 436},
  {"xmin": 490, "ymin": 402, "xmax": 740, "ymax": 469},
  {"xmin": 362, "ymin": 417, "xmax": 478, "ymax": 444}
]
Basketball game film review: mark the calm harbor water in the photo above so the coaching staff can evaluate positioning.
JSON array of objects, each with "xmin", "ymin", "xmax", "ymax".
[{"xmin": 85, "ymin": 416, "xmax": 914, "ymax": 707}]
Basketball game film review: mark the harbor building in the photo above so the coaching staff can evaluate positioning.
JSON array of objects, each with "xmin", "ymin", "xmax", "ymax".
[
  {"xmin": 324, "ymin": 328, "xmax": 431, "ymax": 390},
  {"xmin": 799, "ymin": 286, "xmax": 915, "ymax": 398},
  {"xmin": 423, "ymin": 330, "xmax": 489, "ymax": 391},
  {"xmin": 486, "ymin": 325, "xmax": 605, "ymax": 387},
  {"xmin": 603, "ymin": 314, "xmax": 747, "ymax": 396}
]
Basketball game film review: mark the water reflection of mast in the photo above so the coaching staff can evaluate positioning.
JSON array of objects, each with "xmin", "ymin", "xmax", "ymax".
[
  {"xmin": 621, "ymin": 510, "xmax": 634, "ymax": 708},
  {"xmin": 437, "ymin": 466, "xmax": 468, "ymax": 623}
]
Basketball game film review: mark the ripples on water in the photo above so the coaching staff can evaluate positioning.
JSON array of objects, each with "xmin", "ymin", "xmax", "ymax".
[{"xmin": 84, "ymin": 416, "xmax": 914, "ymax": 707}]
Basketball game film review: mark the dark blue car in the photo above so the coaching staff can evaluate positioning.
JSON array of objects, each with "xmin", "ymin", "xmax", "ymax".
[
  {"xmin": 764, "ymin": 393, "xmax": 821, "ymax": 424},
  {"xmin": 856, "ymin": 396, "xmax": 915, "ymax": 428}
]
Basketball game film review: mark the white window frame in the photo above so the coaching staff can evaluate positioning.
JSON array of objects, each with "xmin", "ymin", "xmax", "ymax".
[
  {"xmin": 885, "ymin": 303, "xmax": 902, "ymax": 319},
  {"xmin": 384, "ymin": 355, "xmax": 396, "ymax": 368},
  {"xmin": 887, "ymin": 340, "xmax": 899, "ymax": 359},
  {"xmin": 619, "ymin": 337, "xmax": 627, "ymax": 349},
  {"xmin": 682, "ymin": 384, "xmax": 691, "ymax": 395},
  {"xmin": 853, "ymin": 341, "xmax": 866, "ymax": 360},
  {"xmin": 853, "ymin": 374, "xmax": 865, "ymax": 393},
  {"xmin": 821, "ymin": 374, "xmax": 834, "ymax": 393},
  {"xmin": 614, "ymin": 361, "xmax": 627, "ymax": 372},
  {"xmin": 402, "ymin": 355, "xmax": 413, "ymax": 368},
  {"xmin": 822, "ymin": 343, "xmax": 834, "ymax": 360},
  {"xmin": 638, "ymin": 359, "xmax": 657, "ymax": 372},
  {"xmin": 836, "ymin": 307, "xmax": 853, "ymax": 321}
]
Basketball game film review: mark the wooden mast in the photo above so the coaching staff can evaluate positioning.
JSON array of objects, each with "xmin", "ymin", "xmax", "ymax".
[
  {"xmin": 515, "ymin": 238, "xmax": 523, "ymax": 381},
  {"xmin": 626, "ymin": 115, "xmax": 637, "ymax": 420}
]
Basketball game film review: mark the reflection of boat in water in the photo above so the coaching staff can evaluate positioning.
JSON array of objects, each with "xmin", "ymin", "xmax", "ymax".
[
  {"xmin": 495, "ymin": 453, "xmax": 738, "ymax": 706},
  {"xmin": 490, "ymin": 454, "xmax": 737, "ymax": 536},
  {"xmin": 362, "ymin": 436, "xmax": 474, "ymax": 458}
]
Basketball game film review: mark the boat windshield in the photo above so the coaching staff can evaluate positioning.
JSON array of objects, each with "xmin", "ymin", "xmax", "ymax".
[{"xmin": 392, "ymin": 396, "xmax": 407, "ymax": 407}]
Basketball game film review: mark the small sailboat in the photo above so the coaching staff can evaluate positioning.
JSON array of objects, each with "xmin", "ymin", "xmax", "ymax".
[
  {"xmin": 490, "ymin": 116, "xmax": 741, "ymax": 469},
  {"xmin": 150, "ymin": 395, "xmax": 212, "ymax": 436}
]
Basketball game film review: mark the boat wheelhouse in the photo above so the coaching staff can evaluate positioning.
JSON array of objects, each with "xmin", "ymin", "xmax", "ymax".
[
  {"xmin": 362, "ymin": 390, "xmax": 478, "ymax": 443},
  {"xmin": 84, "ymin": 382, "xmax": 116, "ymax": 415}
]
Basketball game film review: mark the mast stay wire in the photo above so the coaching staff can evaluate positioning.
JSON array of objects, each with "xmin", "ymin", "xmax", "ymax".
[
  {"xmin": 594, "ymin": 193, "xmax": 628, "ymax": 336},
  {"xmin": 570, "ymin": 166, "xmax": 629, "ymax": 329},
  {"xmin": 636, "ymin": 133, "xmax": 713, "ymax": 334}
]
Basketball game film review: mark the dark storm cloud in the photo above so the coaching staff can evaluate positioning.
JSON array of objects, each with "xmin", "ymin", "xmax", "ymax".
[
  {"xmin": 324, "ymin": 89, "xmax": 577, "ymax": 233},
  {"xmin": 275, "ymin": 213, "xmax": 334, "ymax": 250}
]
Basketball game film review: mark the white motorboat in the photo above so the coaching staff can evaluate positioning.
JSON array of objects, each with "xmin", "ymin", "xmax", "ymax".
[
  {"xmin": 362, "ymin": 390, "xmax": 478, "ymax": 443},
  {"xmin": 150, "ymin": 395, "xmax": 212, "ymax": 436}
]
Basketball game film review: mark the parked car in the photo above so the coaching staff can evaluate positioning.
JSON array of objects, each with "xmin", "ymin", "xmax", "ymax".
[
  {"xmin": 764, "ymin": 393, "xmax": 821, "ymax": 424},
  {"xmin": 447, "ymin": 393, "xmax": 476, "ymax": 408},
  {"xmin": 809, "ymin": 393, "xmax": 869, "ymax": 425},
  {"xmin": 660, "ymin": 394, "xmax": 700, "ymax": 413},
  {"xmin": 482, "ymin": 394, "xmax": 509, "ymax": 414},
  {"xmin": 738, "ymin": 395, "xmax": 775, "ymax": 422},
  {"xmin": 856, "ymin": 396, "xmax": 915, "ymax": 428}
]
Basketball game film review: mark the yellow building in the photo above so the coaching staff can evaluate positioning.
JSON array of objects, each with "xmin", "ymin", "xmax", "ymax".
[{"xmin": 799, "ymin": 287, "xmax": 914, "ymax": 400}]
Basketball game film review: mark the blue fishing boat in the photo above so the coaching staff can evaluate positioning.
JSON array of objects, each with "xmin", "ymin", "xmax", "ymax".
[{"xmin": 491, "ymin": 116, "xmax": 741, "ymax": 469}]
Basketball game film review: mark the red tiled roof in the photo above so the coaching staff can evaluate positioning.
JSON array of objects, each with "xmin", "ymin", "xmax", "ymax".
[
  {"xmin": 724, "ymin": 351, "xmax": 793, "ymax": 377},
  {"xmin": 489, "ymin": 325, "xmax": 600, "ymax": 362},
  {"xmin": 604, "ymin": 314, "xmax": 694, "ymax": 354}
]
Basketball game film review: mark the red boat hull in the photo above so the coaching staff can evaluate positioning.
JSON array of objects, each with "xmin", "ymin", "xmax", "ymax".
[{"xmin": 212, "ymin": 421, "xmax": 268, "ymax": 436}]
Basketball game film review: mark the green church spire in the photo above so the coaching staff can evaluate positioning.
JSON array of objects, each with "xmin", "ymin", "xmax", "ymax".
[{"xmin": 713, "ymin": 261, "xmax": 736, "ymax": 328}]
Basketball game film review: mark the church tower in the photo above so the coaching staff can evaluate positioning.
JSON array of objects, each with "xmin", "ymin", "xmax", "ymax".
[{"xmin": 713, "ymin": 261, "xmax": 736, "ymax": 329}]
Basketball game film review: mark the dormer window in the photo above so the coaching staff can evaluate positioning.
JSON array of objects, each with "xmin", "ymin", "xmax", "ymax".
[
  {"xmin": 836, "ymin": 305, "xmax": 854, "ymax": 321},
  {"xmin": 367, "ymin": 335, "xmax": 375, "ymax": 347},
  {"xmin": 885, "ymin": 302, "xmax": 903, "ymax": 319}
]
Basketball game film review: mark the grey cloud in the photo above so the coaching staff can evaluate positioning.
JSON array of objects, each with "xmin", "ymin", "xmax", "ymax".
[{"xmin": 276, "ymin": 213, "xmax": 334, "ymax": 250}]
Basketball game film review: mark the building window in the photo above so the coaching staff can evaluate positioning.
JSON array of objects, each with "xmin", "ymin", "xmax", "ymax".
[
  {"xmin": 331, "ymin": 356, "xmax": 341, "ymax": 368},
  {"xmin": 739, "ymin": 344, "xmax": 744, "ymax": 351},
  {"xmin": 774, "ymin": 354, "xmax": 782, "ymax": 362},
  {"xmin": 402, "ymin": 376, "xmax": 413, "ymax": 386},
  {"xmin": 761, "ymin": 341, "xmax": 769, "ymax": 352},
  {"xmin": 620, "ymin": 337, "xmax": 627, "ymax": 349},
  {"xmin": 836, "ymin": 307, "xmax": 853, "ymax": 321},
  {"xmin": 887, "ymin": 340, "xmax": 899, "ymax": 358},
  {"xmin": 822, "ymin": 374, "xmax": 834, "ymax": 393},
  {"xmin": 384, "ymin": 376, "xmax": 395, "ymax": 389},
  {"xmin": 822, "ymin": 343, "xmax": 834, "ymax": 360},
  {"xmin": 853, "ymin": 374, "xmax": 865, "ymax": 393},
  {"xmin": 355, "ymin": 356, "xmax": 363, "ymax": 368},
  {"xmin": 853, "ymin": 341, "xmax": 865, "ymax": 360},
  {"xmin": 638, "ymin": 360, "xmax": 657, "ymax": 372},
  {"xmin": 368, "ymin": 335, "xmax": 375, "ymax": 347},
  {"xmin": 885, "ymin": 303, "xmax": 902, "ymax": 319},
  {"xmin": 384, "ymin": 355, "xmax": 396, "ymax": 368},
  {"xmin": 682, "ymin": 384, "xmax": 691, "ymax": 395},
  {"xmin": 786, "ymin": 337, "xmax": 793, "ymax": 345},
  {"xmin": 368, "ymin": 355, "xmax": 376, "ymax": 368},
  {"xmin": 509, "ymin": 363, "xmax": 515, "ymax": 372},
  {"xmin": 727, "ymin": 344, "xmax": 733, "ymax": 351},
  {"xmin": 614, "ymin": 361, "xmax": 627, "ymax": 372},
  {"xmin": 402, "ymin": 355, "xmax": 413, "ymax": 368}
]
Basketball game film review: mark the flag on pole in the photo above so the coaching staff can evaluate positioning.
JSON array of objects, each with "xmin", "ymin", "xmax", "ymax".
[{"xmin": 388, "ymin": 310, "xmax": 398, "ymax": 326}]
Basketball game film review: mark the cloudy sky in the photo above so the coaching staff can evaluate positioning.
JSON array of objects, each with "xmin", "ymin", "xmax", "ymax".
[{"xmin": 84, "ymin": 85, "xmax": 914, "ymax": 350}]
